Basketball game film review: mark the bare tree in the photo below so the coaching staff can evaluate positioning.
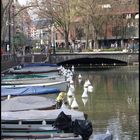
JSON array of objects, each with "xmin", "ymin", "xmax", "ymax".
[
  {"xmin": 30, "ymin": 0, "xmax": 79, "ymax": 48},
  {"xmin": 76, "ymin": 0, "xmax": 112, "ymax": 49},
  {"xmin": 1, "ymin": 0, "xmax": 13, "ymax": 46},
  {"xmin": 75, "ymin": 0, "xmax": 139, "ymax": 50}
]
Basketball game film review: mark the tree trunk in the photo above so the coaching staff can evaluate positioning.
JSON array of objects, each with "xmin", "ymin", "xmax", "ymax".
[
  {"xmin": 85, "ymin": 34, "xmax": 89, "ymax": 50},
  {"xmin": 94, "ymin": 36, "xmax": 99, "ymax": 50},
  {"xmin": 64, "ymin": 30, "xmax": 69, "ymax": 49},
  {"xmin": 85, "ymin": 24, "xmax": 89, "ymax": 50},
  {"xmin": 1, "ymin": 0, "xmax": 13, "ymax": 46},
  {"xmin": 21, "ymin": 46, "xmax": 25, "ymax": 63},
  {"xmin": 93, "ymin": 29, "xmax": 99, "ymax": 50}
]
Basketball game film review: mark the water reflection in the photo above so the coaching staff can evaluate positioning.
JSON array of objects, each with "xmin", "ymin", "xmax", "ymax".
[
  {"xmin": 82, "ymin": 98, "xmax": 88, "ymax": 106},
  {"xmin": 73, "ymin": 66, "xmax": 139, "ymax": 139}
]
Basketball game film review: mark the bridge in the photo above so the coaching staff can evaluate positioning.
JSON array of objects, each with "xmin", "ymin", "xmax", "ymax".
[
  {"xmin": 1, "ymin": 51, "xmax": 139, "ymax": 71},
  {"xmin": 49, "ymin": 51, "xmax": 139, "ymax": 66}
]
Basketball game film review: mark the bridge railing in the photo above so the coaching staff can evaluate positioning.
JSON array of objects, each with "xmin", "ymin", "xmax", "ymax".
[{"xmin": 1, "ymin": 54, "xmax": 15, "ymax": 61}]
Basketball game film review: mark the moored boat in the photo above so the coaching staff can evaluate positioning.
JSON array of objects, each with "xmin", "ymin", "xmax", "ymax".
[
  {"xmin": 7, "ymin": 63, "xmax": 60, "ymax": 74},
  {"xmin": 1, "ymin": 72, "xmax": 60, "ymax": 80},
  {"xmin": 2, "ymin": 80, "xmax": 69, "ymax": 95},
  {"xmin": 23, "ymin": 63, "xmax": 58, "ymax": 67},
  {"xmin": 1, "ymin": 132, "xmax": 82, "ymax": 140},
  {"xmin": 2, "ymin": 96, "xmax": 57, "ymax": 112},
  {"xmin": 2, "ymin": 75, "xmax": 66, "ymax": 85},
  {"xmin": 1, "ymin": 86, "xmax": 61, "ymax": 97},
  {"xmin": 2, "ymin": 108, "xmax": 85, "ymax": 121},
  {"xmin": 2, "ymin": 109, "xmax": 92, "ymax": 140}
]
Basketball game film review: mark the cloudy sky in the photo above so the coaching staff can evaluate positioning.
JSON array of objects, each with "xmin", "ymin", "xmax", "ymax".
[
  {"xmin": 18, "ymin": 0, "xmax": 36, "ymax": 19},
  {"xmin": 18, "ymin": 0, "xmax": 28, "ymax": 5}
]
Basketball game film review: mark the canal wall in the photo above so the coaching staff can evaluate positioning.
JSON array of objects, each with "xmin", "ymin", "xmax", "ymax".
[{"xmin": 1, "ymin": 54, "xmax": 48, "ymax": 72}]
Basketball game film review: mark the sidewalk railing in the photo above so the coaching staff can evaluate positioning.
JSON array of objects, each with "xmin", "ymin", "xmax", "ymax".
[{"xmin": 1, "ymin": 54, "xmax": 17, "ymax": 62}]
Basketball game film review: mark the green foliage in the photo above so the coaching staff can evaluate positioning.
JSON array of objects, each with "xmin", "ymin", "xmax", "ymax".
[
  {"xmin": 32, "ymin": 47, "xmax": 41, "ymax": 53},
  {"xmin": 101, "ymin": 48, "xmax": 123, "ymax": 51},
  {"xmin": 13, "ymin": 32, "xmax": 28, "ymax": 47}
]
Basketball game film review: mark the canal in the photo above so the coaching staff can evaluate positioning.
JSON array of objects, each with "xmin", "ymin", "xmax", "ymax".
[{"xmin": 72, "ymin": 65, "xmax": 139, "ymax": 140}]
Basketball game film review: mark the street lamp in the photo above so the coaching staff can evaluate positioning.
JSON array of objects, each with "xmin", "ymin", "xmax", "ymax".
[
  {"xmin": 51, "ymin": 24, "xmax": 55, "ymax": 54},
  {"xmin": 12, "ymin": 4, "xmax": 15, "ymax": 55},
  {"xmin": 8, "ymin": 4, "xmax": 11, "ymax": 54},
  {"xmin": 132, "ymin": 38, "xmax": 134, "ymax": 53}
]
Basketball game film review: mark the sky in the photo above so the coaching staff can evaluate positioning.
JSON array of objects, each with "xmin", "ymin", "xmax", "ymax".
[
  {"xmin": 18, "ymin": 0, "xmax": 37, "ymax": 19},
  {"xmin": 18, "ymin": 0, "xmax": 28, "ymax": 5}
]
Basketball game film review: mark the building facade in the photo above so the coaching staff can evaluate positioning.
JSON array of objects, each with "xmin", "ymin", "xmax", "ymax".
[{"xmin": 54, "ymin": 0, "xmax": 139, "ymax": 49}]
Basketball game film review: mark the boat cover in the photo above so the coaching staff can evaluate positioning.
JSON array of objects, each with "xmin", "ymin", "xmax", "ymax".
[
  {"xmin": 1, "ymin": 86, "xmax": 60, "ymax": 96},
  {"xmin": 2, "ymin": 72, "xmax": 59, "ymax": 80},
  {"xmin": 2, "ymin": 108, "xmax": 85, "ymax": 121},
  {"xmin": 2, "ymin": 74, "xmax": 49, "ymax": 80},
  {"xmin": 2, "ymin": 96, "xmax": 57, "ymax": 112},
  {"xmin": 9, "ymin": 66, "xmax": 59, "ymax": 74},
  {"xmin": 23, "ymin": 63, "xmax": 58, "ymax": 67}
]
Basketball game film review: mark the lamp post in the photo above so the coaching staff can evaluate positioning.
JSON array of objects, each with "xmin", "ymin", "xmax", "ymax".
[
  {"xmin": 51, "ymin": 24, "xmax": 55, "ymax": 54},
  {"xmin": 8, "ymin": 4, "xmax": 11, "ymax": 54},
  {"xmin": 12, "ymin": 4, "xmax": 15, "ymax": 55},
  {"xmin": 132, "ymin": 38, "xmax": 134, "ymax": 53}
]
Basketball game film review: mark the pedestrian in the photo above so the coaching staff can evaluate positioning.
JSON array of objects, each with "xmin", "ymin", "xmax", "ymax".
[
  {"xmin": 115, "ymin": 42, "xmax": 118, "ymax": 48},
  {"xmin": 45, "ymin": 45, "xmax": 48, "ymax": 54},
  {"xmin": 77, "ymin": 43, "xmax": 81, "ymax": 52},
  {"xmin": 69, "ymin": 43, "xmax": 73, "ymax": 53}
]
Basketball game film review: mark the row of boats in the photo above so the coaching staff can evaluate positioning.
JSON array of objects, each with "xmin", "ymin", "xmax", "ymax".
[{"xmin": 1, "ymin": 63, "xmax": 93, "ymax": 140}]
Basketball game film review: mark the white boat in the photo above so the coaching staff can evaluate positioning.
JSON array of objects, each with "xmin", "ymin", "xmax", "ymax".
[
  {"xmin": 2, "ymin": 119, "xmax": 82, "ymax": 140},
  {"xmin": 8, "ymin": 65, "xmax": 59, "ymax": 74},
  {"xmin": 2, "ymin": 96, "xmax": 57, "ymax": 112},
  {"xmin": 2, "ymin": 81, "xmax": 69, "ymax": 92},
  {"xmin": 2, "ymin": 109, "xmax": 92, "ymax": 140},
  {"xmin": 2, "ymin": 108, "xmax": 85, "ymax": 121},
  {"xmin": 1, "ymin": 132, "xmax": 82, "ymax": 140},
  {"xmin": 2, "ymin": 75, "xmax": 66, "ymax": 85}
]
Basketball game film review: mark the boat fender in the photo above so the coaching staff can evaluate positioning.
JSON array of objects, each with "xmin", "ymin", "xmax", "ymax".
[{"xmin": 56, "ymin": 92, "xmax": 66, "ymax": 109}]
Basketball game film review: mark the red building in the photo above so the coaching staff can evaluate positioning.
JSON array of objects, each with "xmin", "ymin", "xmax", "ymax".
[{"xmin": 55, "ymin": 0, "xmax": 139, "ymax": 49}]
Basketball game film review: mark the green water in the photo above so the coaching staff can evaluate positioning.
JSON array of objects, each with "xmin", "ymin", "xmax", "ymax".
[{"xmin": 73, "ymin": 65, "xmax": 139, "ymax": 140}]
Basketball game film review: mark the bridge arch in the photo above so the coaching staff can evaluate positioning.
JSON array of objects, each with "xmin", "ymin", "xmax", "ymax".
[{"xmin": 57, "ymin": 57, "xmax": 127, "ymax": 66}]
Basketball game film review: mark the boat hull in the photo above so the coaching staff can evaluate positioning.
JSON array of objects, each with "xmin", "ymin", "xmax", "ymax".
[
  {"xmin": 2, "ymin": 108, "xmax": 85, "ymax": 121},
  {"xmin": 2, "ymin": 132, "xmax": 82, "ymax": 140},
  {"xmin": 2, "ymin": 75, "xmax": 66, "ymax": 85},
  {"xmin": 2, "ymin": 81, "xmax": 69, "ymax": 97}
]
